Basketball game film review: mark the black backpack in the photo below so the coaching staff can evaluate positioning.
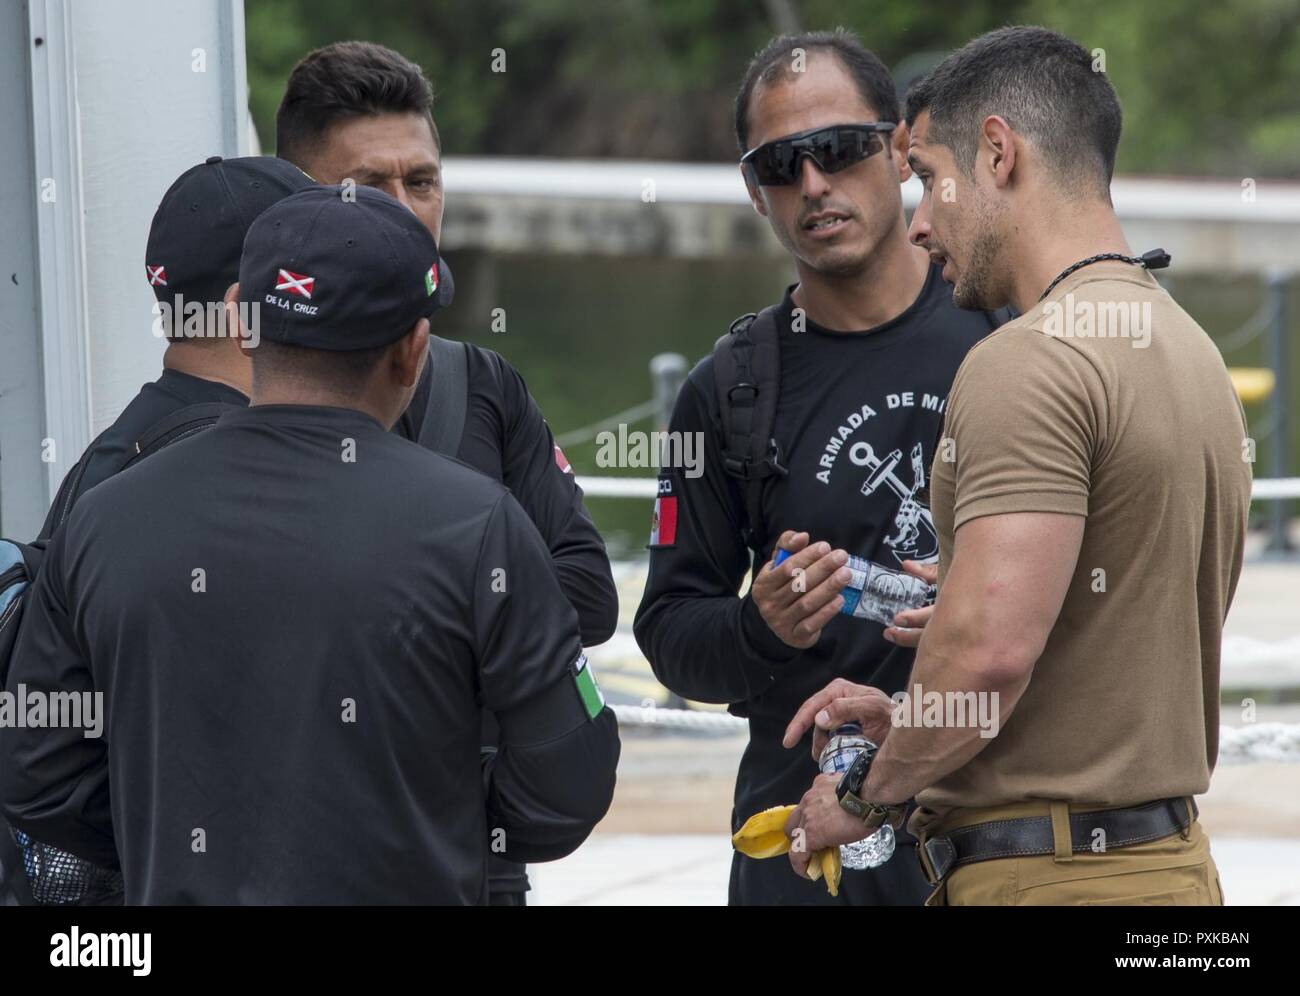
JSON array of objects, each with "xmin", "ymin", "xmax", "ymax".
[{"xmin": 711, "ymin": 304, "xmax": 1015, "ymax": 553}]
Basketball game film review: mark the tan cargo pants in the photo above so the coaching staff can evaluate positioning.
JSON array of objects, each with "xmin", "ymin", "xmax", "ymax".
[{"xmin": 913, "ymin": 798, "xmax": 1225, "ymax": 906}]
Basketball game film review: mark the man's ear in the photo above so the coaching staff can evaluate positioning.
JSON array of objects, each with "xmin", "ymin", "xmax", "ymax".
[
  {"xmin": 892, "ymin": 121, "xmax": 913, "ymax": 183},
  {"xmin": 223, "ymin": 282, "xmax": 253, "ymax": 355},
  {"xmin": 740, "ymin": 164, "xmax": 769, "ymax": 218},
  {"xmin": 981, "ymin": 115, "xmax": 1017, "ymax": 189},
  {"xmin": 395, "ymin": 317, "xmax": 430, "ymax": 388}
]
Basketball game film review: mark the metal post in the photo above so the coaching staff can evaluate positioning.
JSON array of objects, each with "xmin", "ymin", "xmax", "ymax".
[
  {"xmin": 650, "ymin": 353, "xmax": 688, "ymax": 433},
  {"xmin": 1265, "ymin": 267, "xmax": 1295, "ymax": 555}
]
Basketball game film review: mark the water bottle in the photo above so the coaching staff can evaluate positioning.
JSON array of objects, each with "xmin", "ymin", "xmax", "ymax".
[
  {"xmin": 772, "ymin": 549, "xmax": 934, "ymax": 627},
  {"xmin": 818, "ymin": 722, "xmax": 895, "ymax": 869}
]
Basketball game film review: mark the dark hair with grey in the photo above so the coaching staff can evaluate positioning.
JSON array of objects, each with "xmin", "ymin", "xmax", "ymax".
[
  {"xmin": 734, "ymin": 29, "xmax": 899, "ymax": 156},
  {"xmin": 904, "ymin": 26, "xmax": 1122, "ymax": 196},
  {"xmin": 276, "ymin": 41, "xmax": 440, "ymax": 167}
]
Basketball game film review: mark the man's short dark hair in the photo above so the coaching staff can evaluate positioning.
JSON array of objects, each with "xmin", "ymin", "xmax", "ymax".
[
  {"xmin": 734, "ymin": 29, "xmax": 899, "ymax": 156},
  {"xmin": 904, "ymin": 26, "xmax": 1122, "ymax": 195},
  {"xmin": 250, "ymin": 339, "xmax": 391, "ymax": 395},
  {"xmin": 276, "ymin": 41, "xmax": 439, "ymax": 166}
]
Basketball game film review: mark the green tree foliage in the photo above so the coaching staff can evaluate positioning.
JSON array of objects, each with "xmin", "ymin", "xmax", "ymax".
[{"xmin": 246, "ymin": 0, "xmax": 1299, "ymax": 176}]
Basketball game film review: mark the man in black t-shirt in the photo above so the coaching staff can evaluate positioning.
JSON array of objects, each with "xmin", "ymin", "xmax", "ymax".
[
  {"xmin": 35, "ymin": 156, "xmax": 315, "ymax": 548},
  {"xmin": 0, "ymin": 156, "xmax": 314, "ymax": 907},
  {"xmin": 634, "ymin": 30, "xmax": 999, "ymax": 905},
  {"xmin": 274, "ymin": 42, "xmax": 619, "ymax": 905}
]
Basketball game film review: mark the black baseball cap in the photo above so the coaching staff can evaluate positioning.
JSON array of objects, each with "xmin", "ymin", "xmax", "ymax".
[
  {"xmin": 238, "ymin": 184, "xmax": 443, "ymax": 351},
  {"xmin": 145, "ymin": 155, "xmax": 316, "ymax": 308}
]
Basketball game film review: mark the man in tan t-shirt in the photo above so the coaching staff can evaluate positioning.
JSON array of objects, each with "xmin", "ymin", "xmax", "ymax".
[{"xmin": 780, "ymin": 26, "xmax": 1251, "ymax": 905}]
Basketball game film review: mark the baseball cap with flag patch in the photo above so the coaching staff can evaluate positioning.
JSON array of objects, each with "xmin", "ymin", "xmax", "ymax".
[
  {"xmin": 145, "ymin": 155, "xmax": 316, "ymax": 310},
  {"xmin": 239, "ymin": 184, "xmax": 444, "ymax": 350}
]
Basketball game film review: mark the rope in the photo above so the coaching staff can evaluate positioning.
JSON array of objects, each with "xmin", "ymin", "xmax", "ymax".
[
  {"xmin": 1215, "ymin": 294, "xmax": 1279, "ymax": 354},
  {"xmin": 1217, "ymin": 723, "xmax": 1300, "ymax": 764},
  {"xmin": 554, "ymin": 399, "xmax": 659, "ymax": 448},
  {"xmin": 610, "ymin": 705, "xmax": 1300, "ymax": 763}
]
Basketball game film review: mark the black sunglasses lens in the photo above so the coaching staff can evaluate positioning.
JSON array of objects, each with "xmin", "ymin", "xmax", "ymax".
[
  {"xmin": 820, "ymin": 131, "xmax": 883, "ymax": 174},
  {"xmin": 748, "ymin": 128, "xmax": 885, "ymax": 185},
  {"xmin": 753, "ymin": 145, "xmax": 794, "ymax": 185}
]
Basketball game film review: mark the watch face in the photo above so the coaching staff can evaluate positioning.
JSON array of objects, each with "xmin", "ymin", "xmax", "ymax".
[
  {"xmin": 846, "ymin": 751, "xmax": 869, "ymax": 793},
  {"xmin": 836, "ymin": 751, "xmax": 871, "ymax": 817}
]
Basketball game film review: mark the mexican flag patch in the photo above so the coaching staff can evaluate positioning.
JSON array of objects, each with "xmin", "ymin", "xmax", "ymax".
[
  {"xmin": 424, "ymin": 263, "xmax": 439, "ymax": 297},
  {"xmin": 573, "ymin": 652, "xmax": 605, "ymax": 719}
]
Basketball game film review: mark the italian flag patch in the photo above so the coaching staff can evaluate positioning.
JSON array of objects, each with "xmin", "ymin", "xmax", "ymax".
[
  {"xmin": 573, "ymin": 652, "xmax": 605, "ymax": 719},
  {"xmin": 424, "ymin": 263, "xmax": 439, "ymax": 297}
]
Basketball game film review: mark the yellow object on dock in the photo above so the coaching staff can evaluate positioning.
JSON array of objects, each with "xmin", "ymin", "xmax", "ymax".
[{"xmin": 1230, "ymin": 368, "xmax": 1275, "ymax": 404}]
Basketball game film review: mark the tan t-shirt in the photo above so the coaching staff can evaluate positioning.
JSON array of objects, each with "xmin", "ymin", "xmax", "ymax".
[{"xmin": 921, "ymin": 261, "xmax": 1251, "ymax": 816}]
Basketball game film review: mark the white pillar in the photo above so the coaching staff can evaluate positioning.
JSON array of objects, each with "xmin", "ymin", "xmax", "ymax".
[{"xmin": 0, "ymin": 0, "xmax": 250, "ymax": 539}]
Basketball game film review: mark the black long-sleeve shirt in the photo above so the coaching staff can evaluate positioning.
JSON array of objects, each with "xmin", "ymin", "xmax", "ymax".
[
  {"xmin": 0, "ymin": 405, "xmax": 619, "ymax": 904},
  {"xmin": 634, "ymin": 269, "xmax": 995, "ymax": 904},
  {"xmin": 396, "ymin": 342, "xmax": 618, "ymax": 647}
]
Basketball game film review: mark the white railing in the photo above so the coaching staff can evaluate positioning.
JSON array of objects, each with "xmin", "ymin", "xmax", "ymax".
[{"xmin": 580, "ymin": 476, "xmax": 1300, "ymax": 501}]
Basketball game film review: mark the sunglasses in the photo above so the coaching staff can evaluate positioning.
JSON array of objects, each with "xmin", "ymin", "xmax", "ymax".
[{"xmin": 741, "ymin": 122, "xmax": 896, "ymax": 186}]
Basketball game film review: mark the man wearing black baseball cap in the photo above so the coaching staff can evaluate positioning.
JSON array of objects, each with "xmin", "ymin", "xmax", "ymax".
[
  {"xmin": 35, "ymin": 155, "xmax": 315, "ymax": 543},
  {"xmin": 0, "ymin": 155, "xmax": 314, "ymax": 908},
  {"xmin": 276, "ymin": 40, "xmax": 619, "ymax": 905},
  {"xmin": 0, "ymin": 184, "xmax": 620, "ymax": 904}
]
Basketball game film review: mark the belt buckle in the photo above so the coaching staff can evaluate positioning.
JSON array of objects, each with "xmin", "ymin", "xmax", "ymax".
[{"xmin": 919, "ymin": 835, "xmax": 956, "ymax": 886}]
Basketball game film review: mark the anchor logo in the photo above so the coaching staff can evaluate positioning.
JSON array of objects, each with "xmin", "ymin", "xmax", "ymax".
[{"xmin": 857, "ymin": 441, "xmax": 938, "ymax": 564}]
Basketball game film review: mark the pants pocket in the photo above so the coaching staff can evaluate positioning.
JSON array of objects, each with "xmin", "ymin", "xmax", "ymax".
[
  {"xmin": 1016, "ymin": 862, "xmax": 1218, "ymax": 906},
  {"xmin": 1080, "ymin": 884, "xmax": 1203, "ymax": 906}
]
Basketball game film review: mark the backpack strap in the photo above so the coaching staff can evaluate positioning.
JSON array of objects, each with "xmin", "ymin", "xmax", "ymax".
[
  {"xmin": 984, "ymin": 305, "xmax": 1017, "ymax": 329},
  {"xmin": 124, "ymin": 401, "xmax": 238, "ymax": 471},
  {"xmin": 416, "ymin": 335, "xmax": 469, "ymax": 457},
  {"xmin": 712, "ymin": 305, "xmax": 788, "ymax": 551}
]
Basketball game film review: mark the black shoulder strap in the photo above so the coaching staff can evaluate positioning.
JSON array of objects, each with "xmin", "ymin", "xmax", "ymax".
[
  {"xmin": 123, "ymin": 401, "xmax": 238, "ymax": 471},
  {"xmin": 417, "ymin": 335, "xmax": 469, "ymax": 457},
  {"xmin": 712, "ymin": 305, "xmax": 787, "ymax": 550}
]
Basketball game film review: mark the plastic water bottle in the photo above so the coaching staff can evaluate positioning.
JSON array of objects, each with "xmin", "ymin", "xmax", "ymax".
[
  {"xmin": 818, "ymin": 722, "xmax": 895, "ymax": 869},
  {"xmin": 772, "ymin": 549, "xmax": 934, "ymax": 627}
]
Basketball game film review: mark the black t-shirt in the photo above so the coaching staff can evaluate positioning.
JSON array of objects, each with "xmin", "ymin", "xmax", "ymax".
[
  {"xmin": 37, "ymin": 369, "xmax": 247, "ymax": 543},
  {"xmin": 634, "ymin": 264, "xmax": 994, "ymax": 880},
  {"xmin": 0, "ymin": 405, "xmax": 618, "ymax": 904}
]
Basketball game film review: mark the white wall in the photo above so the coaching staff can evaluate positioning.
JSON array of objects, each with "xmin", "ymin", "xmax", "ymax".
[
  {"xmin": 0, "ymin": 0, "xmax": 249, "ymax": 539},
  {"xmin": 72, "ymin": 0, "xmax": 250, "ymax": 434}
]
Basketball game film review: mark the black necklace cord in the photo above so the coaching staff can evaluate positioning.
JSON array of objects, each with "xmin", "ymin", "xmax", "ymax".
[{"xmin": 1037, "ymin": 247, "xmax": 1172, "ymax": 303}]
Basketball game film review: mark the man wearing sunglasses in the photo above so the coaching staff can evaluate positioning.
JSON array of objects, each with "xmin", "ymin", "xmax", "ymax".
[
  {"xmin": 785, "ymin": 26, "xmax": 1245, "ymax": 907},
  {"xmin": 635, "ymin": 30, "xmax": 1009, "ymax": 905}
]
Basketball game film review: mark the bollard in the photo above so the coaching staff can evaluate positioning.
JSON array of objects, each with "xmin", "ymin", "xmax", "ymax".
[
  {"xmin": 1265, "ymin": 268, "xmax": 1295, "ymax": 555},
  {"xmin": 650, "ymin": 353, "xmax": 688, "ymax": 434}
]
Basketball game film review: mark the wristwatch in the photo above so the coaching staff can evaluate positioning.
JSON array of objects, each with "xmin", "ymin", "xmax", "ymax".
[{"xmin": 835, "ymin": 744, "xmax": 906, "ymax": 830}]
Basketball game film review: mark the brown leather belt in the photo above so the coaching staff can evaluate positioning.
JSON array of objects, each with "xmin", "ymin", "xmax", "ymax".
[{"xmin": 917, "ymin": 797, "xmax": 1197, "ymax": 886}]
